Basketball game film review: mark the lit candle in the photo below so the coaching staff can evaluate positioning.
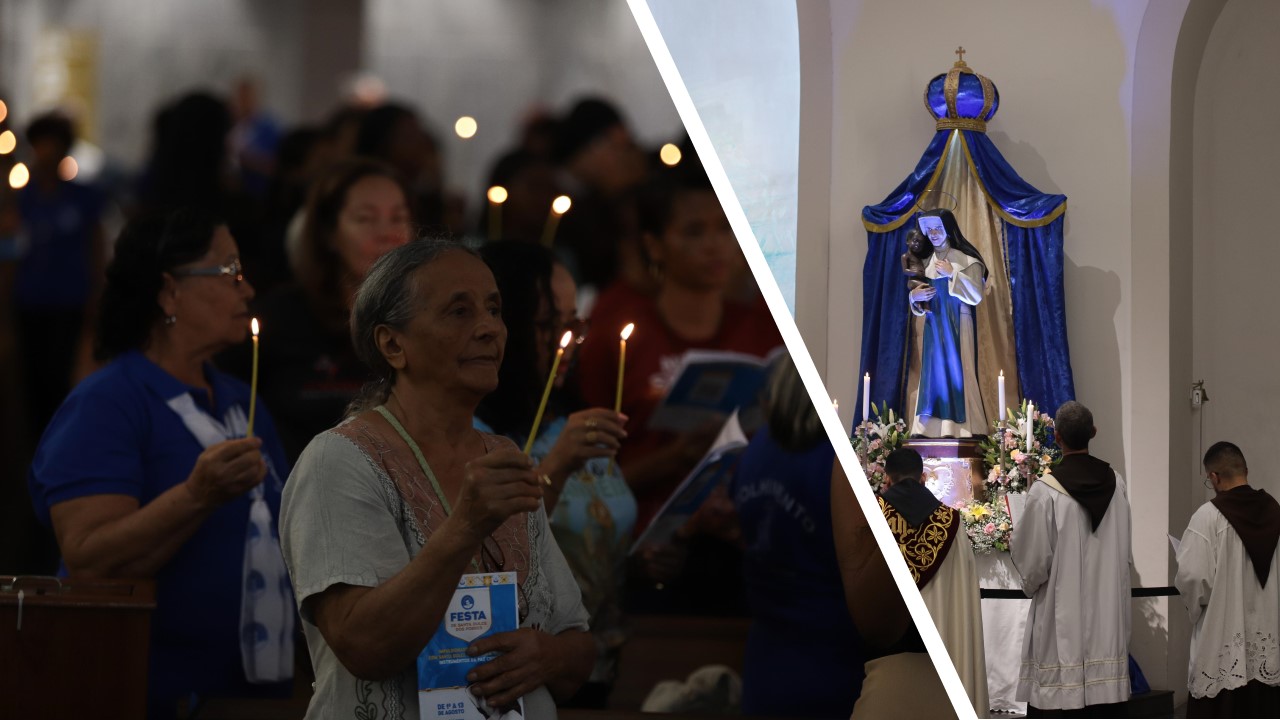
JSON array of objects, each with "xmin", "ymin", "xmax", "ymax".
[
  {"xmin": 246, "ymin": 318, "xmax": 260, "ymax": 438},
  {"xmin": 1025, "ymin": 401, "xmax": 1034, "ymax": 452},
  {"xmin": 525, "ymin": 330, "xmax": 574, "ymax": 454},
  {"xmin": 615, "ymin": 323, "xmax": 634, "ymax": 413},
  {"xmin": 862, "ymin": 373, "xmax": 871, "ymax": 421},
  {"xmin": 540, "ymin": 195, "xmax": 572, "ymax": 247},
  {"xmin": 486, "ymin": 185, "xmax": 507, "ymax": 241},
  {"xmin": 998, "ymin": 370, "xmax": 1006, "ymax": 423}
]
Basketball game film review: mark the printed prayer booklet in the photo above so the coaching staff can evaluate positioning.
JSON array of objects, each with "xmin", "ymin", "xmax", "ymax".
[
  {"xmin": 647, "ymin": 346, "xmax": 786, "ymax": 434},
  {"xmin": 418, "ymin": 572, "xmax": 523, "ymax": 720},
  {"xmin": 630, "ymin": 413, "xmax": 749, "ymax": 554}
]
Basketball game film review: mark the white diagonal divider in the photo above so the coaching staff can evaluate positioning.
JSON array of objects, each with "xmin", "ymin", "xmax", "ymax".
[{"xmin": 626, "ymin": 1, "xmax": 977, "ymax": 717}]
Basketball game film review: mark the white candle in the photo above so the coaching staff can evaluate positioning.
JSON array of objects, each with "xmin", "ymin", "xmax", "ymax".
[
  {"xmin": 1025, "ymin": 402, "xmax": 1034, "ymax": 452},
  {"xmin": 998, "ymin": 370, "xmax": 1006, "ymax": 423},
  {"xmin": 860, "ymin": 371, "xmax": 870, "ymax": 417}
]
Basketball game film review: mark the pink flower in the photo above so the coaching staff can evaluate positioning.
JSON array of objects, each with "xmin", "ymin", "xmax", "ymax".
[
  {"xmin": 870, "ymin": 439, "xmax": 882, "ymax": 451},
  {"xmin": 984, "ymin": 522, "xmax": 996, "ymax": 535},
  {"xmin": 1005, "ymin": 435, "xmax": 1018, "ymax": 449}
]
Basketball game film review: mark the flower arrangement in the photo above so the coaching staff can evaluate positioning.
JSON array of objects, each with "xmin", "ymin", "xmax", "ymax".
[
  {"xmin": 977, "ymin": 399, "xmax": 1060, "ymax": 496},
  {"xmin": 955, "ymin": 498, "xmax": 1012, "ymax": 554},
  {"xmin": 850, "ymin": 402, "xmax": 908, "ymax": 492}
]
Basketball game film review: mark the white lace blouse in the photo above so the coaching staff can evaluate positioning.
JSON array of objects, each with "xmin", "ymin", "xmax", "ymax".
[{"xmin": 1175, "ymin": 502, "xmax": 1280, "ymax": 699}]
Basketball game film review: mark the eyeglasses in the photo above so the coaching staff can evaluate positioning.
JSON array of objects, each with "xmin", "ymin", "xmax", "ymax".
[
  {"xmin": 172, "ymin": 259, "xmax": 244, "ymax": 287},
  {"xmin": 1203, "ymin": 471, "xmax": 1216, "ymax": 489}
]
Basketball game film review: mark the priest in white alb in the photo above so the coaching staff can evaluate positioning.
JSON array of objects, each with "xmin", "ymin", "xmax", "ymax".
[
  {"xmin": 1011, "ymin": 401, "xmax": 1131, "ymax": 716},
  {"xmin": 1175, "ymin": 441, "xmax": 1280, "ymax": 717}
]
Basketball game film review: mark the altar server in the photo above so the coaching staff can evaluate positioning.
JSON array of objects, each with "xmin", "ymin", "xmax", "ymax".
[
  {"xmin": 879, "ymin": 448, "xmax": 989, "ymax": 715},
  {"xmin": 1175, "ymin": 441, "xmax": 1280, "ymax": 718},
  {"xmin": 1012, "ymin": 401, "xmax": 1131, "ymax": 715}
]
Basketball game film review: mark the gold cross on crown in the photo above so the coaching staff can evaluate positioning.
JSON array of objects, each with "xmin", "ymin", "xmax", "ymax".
[{"xmin": 955, "ymin": 46, "xmax": 967, "ymax": 66}]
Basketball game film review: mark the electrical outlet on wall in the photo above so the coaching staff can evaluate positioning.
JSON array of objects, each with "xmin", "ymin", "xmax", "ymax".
[{"xmin": 1191, "ymin": 380, "xmax": 1209, "ymax": 409}]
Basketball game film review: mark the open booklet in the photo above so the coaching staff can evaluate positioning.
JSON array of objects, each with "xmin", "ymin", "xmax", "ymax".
[
  {"xmin": 647, "ymin": 346, "xmax": 786, "ymax": 434},
  {"xmin": 630, "ymin": 412, "xmax": 749, "ymax": 554},
  {"xmin": 418, "ymin": 572, "xmax": 524, "ymax": 719}
]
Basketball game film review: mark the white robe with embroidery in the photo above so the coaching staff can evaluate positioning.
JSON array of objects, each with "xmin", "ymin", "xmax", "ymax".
[
  {"xmin": 921, "ymin": 530, "xmax": 991, "ymax": 716},
  {"xmin": 1174, "ymin": 501, "xmax": 1280, "ymax": 699},
  {"xmin": 1011, "ymin": 473, "xmax": 1131, "ymax": 710}
]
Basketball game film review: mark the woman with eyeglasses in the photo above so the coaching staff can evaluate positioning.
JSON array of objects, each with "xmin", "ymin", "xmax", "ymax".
[
  {"xmin": 475, "ymin": 240, "xmax": 633, "ymax": 708},
  {"xmin": 27, "ymin": 208, "xmax": 296, "ymax": 719},
  {"xmin": 280, "ymin": 239, "xmax": 594, "ymax": 719}
]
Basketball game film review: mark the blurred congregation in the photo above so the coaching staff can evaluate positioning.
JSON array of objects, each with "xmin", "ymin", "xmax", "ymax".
[{"xmin": 0, "ymin": 2, "xmax": 916, "ymax": 719}]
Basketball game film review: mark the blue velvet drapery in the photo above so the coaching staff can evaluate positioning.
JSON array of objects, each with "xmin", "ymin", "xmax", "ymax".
[{"xmin": 856, "ymin": 129, "xmax": 1075, "ymax": 427}]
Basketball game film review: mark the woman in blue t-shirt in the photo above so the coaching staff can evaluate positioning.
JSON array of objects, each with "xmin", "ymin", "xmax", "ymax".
[
  {"xmin": 27, "ymin": 209, "xmax": 295, "ymax": 719},
  {"xmin": 730, "ymin": 353, "xmax": 865, "ymax": 718},
  {"xmin": 475, "ymin": 241, "xmax": 635, "ymax": 708}
]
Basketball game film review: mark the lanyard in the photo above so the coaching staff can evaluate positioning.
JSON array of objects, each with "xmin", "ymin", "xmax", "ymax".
[{"xmin": 374, "ymin": 405, "xmax": 481, "ymax": 572}]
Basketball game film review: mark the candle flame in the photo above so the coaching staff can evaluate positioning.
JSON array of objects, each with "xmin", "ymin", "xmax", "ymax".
[
  {"xmin": 0, "ymin": 99, "xmax": 7, "ymax": 124},
  {"xmin": 659, "ymin": 143, "xmax": 682, "ymax": 166},
  {"xmin": 620, "ymin": 322, "xmax": 635, "ymax": 341},
  {"xmin": 832, "ymin": 398, "xmax": 839, "ymax": 411},
  {"xmin": 0, "ymin": 129, "xmax": 15, "ymax": 155},
  {"xmin": 58, "ymin": 156, "xmax": 78, "ymax": 181},
  {"xmin": 487, "ymin": 185, "xmax": 508, "ymax": 204},
  {"xmin": 8, "ymin": 162, "xmax": 29, "ymax": 189},
  {"xmin": 999, "ymin": 369, "xmax": 1004, "ymax": 377},
  {"xmin": 251, "ymin": 317, "xmax": 260, "ymax": 336},
  {"xmin": 559, "ymin": 330, "xmax": 574, "ymax": 348},
  {"xmin": 551, "ymin": 195, "xmax": 572, "ymax": 215}
]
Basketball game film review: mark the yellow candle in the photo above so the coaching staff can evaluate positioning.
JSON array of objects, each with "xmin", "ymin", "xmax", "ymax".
[
  {"xmin": 615, "ymin": 323, "xmax": 634, "ymax": 413},
  {"xmin": 246, "ymin": 318, "xmax": 260, "ymax": 438},
  {"xmin": 525, "ymin": 330, "xmax": 574, "ymax": 454},
  {"xmin": 486, "ymin": 185, "xmax": 507, "ymax": 241},
  {"xmin": 540, "ymin": 195, "xmax": 572, "ymax": 247}
]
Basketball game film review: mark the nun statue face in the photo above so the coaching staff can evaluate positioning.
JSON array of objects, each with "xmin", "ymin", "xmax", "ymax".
[{"xmin": 917, "ymin": 215, "xmax": 947, "ymax": 247}]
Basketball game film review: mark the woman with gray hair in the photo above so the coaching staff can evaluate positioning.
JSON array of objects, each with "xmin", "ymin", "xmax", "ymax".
[
  {"xmin": 280, "ymin": 239, "xmax": 594, "ymax": 719},
  {"xmin": 728, "ymin": 353, "xmax": 865, "ymax": 717}
]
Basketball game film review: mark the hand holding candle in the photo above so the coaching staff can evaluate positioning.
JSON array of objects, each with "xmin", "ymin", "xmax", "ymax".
[
  {"xmin": 246, "ymin": 318, "xmax": 260, "ymax": 438},
  {"xmin": 615, "ymin": 323, "xmax": 634, "ymax": 413},
  {"xmin": 525, "ymin": 330, "xmax": 574, "ymax": 454},
  {"xmin": 540, "ymin": 195, "xmax": 572, "ymax": 247}
]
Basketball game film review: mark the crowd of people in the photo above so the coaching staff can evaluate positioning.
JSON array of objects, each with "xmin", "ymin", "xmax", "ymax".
[{"xmin": 1, "ymin": 86, "xmax": 875, "ymax": 720}]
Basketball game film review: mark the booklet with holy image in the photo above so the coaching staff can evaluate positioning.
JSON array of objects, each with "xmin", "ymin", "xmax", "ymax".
[
  {"xmin": 418, "ymin": 572, "xmax": 523, "ymax": 720},
  {"xmin": 647, "ymin": 346, "xmax": 785, "ymax": 435}
]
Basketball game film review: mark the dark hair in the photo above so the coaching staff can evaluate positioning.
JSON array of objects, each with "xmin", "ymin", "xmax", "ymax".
[
  {"xmin": 763, "ymin": 353, "xmax": 824, "ymax": 452},
  {"xmin": 475, "ymin": 241, "xmax": 558, "ymax": 436},
  {"xmin": 885, "ymin": 448, "xmax": 924, "ymax": 484},
  {"xmin": 637, "ymin": 154, "xmax": 714, "ymax": 239},
  {"xmin": 296, "ymin": 158, "xmax": 412, "ymax": 335},
  {"xmin": 1054, "ymin": 400, "xmax": 1094, "ymax": 451},
  {"xmin": 552, "ymin": 97, "xmax": 625, "ymax": 163},
  {"xmin": 347, "ymin": 238, "xmax": 481, "ymax": 415},
  {"xmin": 355, "ymin": 102, "xmax": 437, "ymax": 159},
  {"xmin": 96, "ymin": 208, "xmax": 225, "ymax": 360},
  {"xmin": 26, "ymin": 111, "xmax": 75, "ymax": 154},
  {"xmin": 141, "ymin": 91, "xmax": 232, "ymax": 213},
  {"xmin": 1203, "ymin": 441, "xmax": 1248, "ymax": 477}
]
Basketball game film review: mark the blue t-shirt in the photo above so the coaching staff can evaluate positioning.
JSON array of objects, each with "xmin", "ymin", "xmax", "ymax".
[
  {"xmin": 28, "ymin": 350, "xmax": 291, "ymax": 717},
  {"xmin": 14, "ymin": 180, "xmax": 104, "ymax": 309},
  {"xmin": 730, "ymin": 428, "xmax": 864, "ymax": 718}
]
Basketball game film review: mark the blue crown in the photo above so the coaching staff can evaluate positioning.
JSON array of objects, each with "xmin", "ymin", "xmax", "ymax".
[{"xmin": 924, "ymin": 50, "xmax": 999, "ymax": 133}]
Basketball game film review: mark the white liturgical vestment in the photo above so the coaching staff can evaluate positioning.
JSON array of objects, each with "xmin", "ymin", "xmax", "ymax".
[
  {"xmin": 1011, "ymin": 474, "xmax": 1131, "ymax": 710},
  {"xmin": 1174, "ymin": 501, "xmax": 1280, "ymax": 699}
]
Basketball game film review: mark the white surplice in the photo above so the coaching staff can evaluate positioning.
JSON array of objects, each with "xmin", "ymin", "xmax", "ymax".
[
  {"xmin": 1174, "ymin": 501, "xmax": 1280, "ymax": 699},
  {"xmin": 921, "ymin": 530, "xmax": 991, "ymax": 716},
  {"xmin": 1011, "ymin": 473, "xmax": 1131, "ymax": 710}
]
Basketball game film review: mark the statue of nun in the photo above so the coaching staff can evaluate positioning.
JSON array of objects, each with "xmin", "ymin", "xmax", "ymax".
[{"xmin": 907, "ymin": 208, "xmax": 989, "ymax": 437}]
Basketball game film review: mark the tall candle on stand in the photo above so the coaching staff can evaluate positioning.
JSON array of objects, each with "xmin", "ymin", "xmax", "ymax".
[
  {"xmin": 1025, "ymin": 402, "xmax": 1034, "ymax": 452},
  {"xmin": 540, "ymin": 195, "xmax": 572, "ymax": 247},
  {"xmin": 998, "ymin": 370, "xmax": 1006, "ymax": 423},
  {"xmin": 246, "ymin": 318, "xmax": 260, "ymax": 438},
  {"xmin": 524, "ymin": 330, "xmax": 574, "ymax": 454},
  {"xmin": 486, "ymin": 185, "xmax": 507, "ymax": 241},
  {"xmin": 860, "ymin": 371, "xmax": 870, "ymax": 417}
]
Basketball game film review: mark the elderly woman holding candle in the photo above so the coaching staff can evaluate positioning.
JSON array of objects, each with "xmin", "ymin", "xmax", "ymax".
[
  {"xmin": 27, "ymin": 208, "xmax": 295, "ymax": 720},
  {"xmin": 280, "ymin": 239, "xmax": 594, "ymax": 719},
  {"xmin": 476, "ymin": 240, "xmax": 634, "ymax": 707}
]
